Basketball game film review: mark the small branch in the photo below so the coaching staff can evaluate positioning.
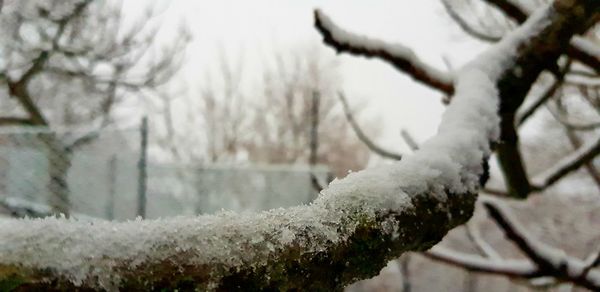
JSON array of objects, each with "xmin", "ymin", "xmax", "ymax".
[
  {"xmin": 0, "ymin": 117, "xmax": 34, "ymax": 126},
  {"xmin": 338, "ymin": 92, "xmax": 403, "ymax": 160},
  {"xmin": 517, "ymin": 60, "xmax": 571, "ymax": 126},
  {"xmin": 465, "ymin": 222, "xmax": 501, "ymax": 260},
  {"xmin": 309, "ymin": 91, "xmax": 324, "ymax": 193},
  {"xmin": 441, "ymin": 0, "xmax": 503, "ymax": 43},
  {"xmin": 532, "ymin": 135, "xmax": 600, "ymax": 190},
  {"xmin": 481, "ymin": 0, "xmax": 528, "ymax": 23},
  {"xmin": 426, "ymin": 247, "xmax": 539, "ymax": 278},
  {"xmin": 314, "ymin": 10, "xmax": 454, "ymax": 95},
  {"xmin": 483, "ymin": 0, "xmax": 600, "ymax": 74},
  {"xmin": 400, "ymin": 129, "xmax": 419, "ymax": 152},
  {"xmin": 483, "ymin": 200, "xmax": 600, "ymax": 291},
  {"xmin": 564, "ymin": 124, "xmax": 600, "ymax": 193},
  {"xmin": 65, "ymin": 129, "xmax": 103, "ymax": 152},
  {"xmin": 546, "ymin": 103, "xmax": 600, "ymax": 131}
]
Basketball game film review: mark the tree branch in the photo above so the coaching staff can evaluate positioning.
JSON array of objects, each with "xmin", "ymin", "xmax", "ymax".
[
  {"xmin": 0, "ymin": 117, "xmax": 34, "ymax": 126},
  {"xmin": 314, "ymin": 10, "xmax": 454, "ymax": 95},
  {"xmin": 465, "ymin": 222, "xmax": 501, "ymax": 260},
  {"xmin": 426, "ymin": 247, "xmax": 539, "ymax": 278},
  {"xmin": 441, "ymin": 0, "xmax": 503, "ymax": 42},
  {"xmin": 483, "ymin": 0, "xmax": 600, "ymax": 74},
  {"xmin": 516, "ymin": 59, "xmax": 571, "ymax": 126},
  {"xmin": 532, "ymin": 134, "xmax": 600, "ymax": 190},
  {"xmin": 483, "ymin": 200, "xmax": 600, "ymax": 290},
  {"xmin": 563, "ymin": 123, "xmax": 600, "ymax": 193},
  {"xmin": 338, "ymin": 92, "xmax": 403, "ymax": 160},
  {"xmin": 0, "ymin": 1, "xmax": 596, "ymax": 290},
  {"xmin": 427, "ymin": 199, "xmax": 600, "ymax": 290},
  {"xmin": 400, "ymin": 129, "xmax": 419, "ymax": 152}
]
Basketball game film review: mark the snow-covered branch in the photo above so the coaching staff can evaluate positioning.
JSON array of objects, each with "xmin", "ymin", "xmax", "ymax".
[
  {"xmin": 482, "ymin": 200, "xmax": 600, "ymax": 290},
  {"xmin": 465, "ymin": 222, "xmax": 501, "ymax": 260},
  {"xmin": 426, "ymin": 247, "xmax": 539, "ymax": 278},
  {"xmin": 339, "ymin": 92, "xmax": 403, "ymax": 160},
  {"xmin": 314, "ymin": 10, "xmax": 455, "ymax": 95},
  {"xmin": 532, "ymin": 135, "xmax": 600, "ymax": 189},
  {"xmin": 516, "ymin": 60, "xmax": 571, "ymax": 126},
  {"xmin": 427, "ymin": 199, "xmax": 600, "ymax": 290},
  {"xmin": 0, "ymin": 1, "xmax": 597, "ymax": 290},
  {"xmin": 483, "ymin": 0, "xmax": 600, "ymax": 73}
]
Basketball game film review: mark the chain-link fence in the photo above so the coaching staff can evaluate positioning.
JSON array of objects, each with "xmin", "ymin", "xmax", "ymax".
[
  {"xmin": 0, "ymin": 123, "xmax": 332, "ymax": 220},
  {"xmin": 0, "ymin": 125, "xmax": 142, "ymax": 219},
  {"xmin": 147, "ymin": 164, "xmax": 331, "ymax": 217}
]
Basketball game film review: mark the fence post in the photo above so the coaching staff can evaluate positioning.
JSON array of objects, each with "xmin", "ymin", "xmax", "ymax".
[
  {"xmin": 106, "ymin": 155, "xmax": 116, "ymax": 220},
  {"xmin": 137, "ymin": 116, "xmax": 148, "ymax": 219}
]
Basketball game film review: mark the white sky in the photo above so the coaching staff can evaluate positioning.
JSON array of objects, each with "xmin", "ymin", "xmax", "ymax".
[{"xmin": 151, "ymin": 0, "xmax": 488, "ymax": 153}]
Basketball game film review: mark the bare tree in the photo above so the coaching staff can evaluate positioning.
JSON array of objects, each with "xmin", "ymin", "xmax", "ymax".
[
  {"xmin": 155, "ymin": 47, "xmax": 376, "ymax": 177},
  {"xmin": 0, "ymin": 0, "xmax": 188, "ymax": 215},
  {"xmin": 0, "ymin": 0, "xmax": 598, "ymax": 290}
]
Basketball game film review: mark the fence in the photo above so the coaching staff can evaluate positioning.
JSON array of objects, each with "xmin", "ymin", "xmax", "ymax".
[
  {"xmin": 0, "ymin": 124, "xmax": 141, "ymax": 219},
  {"xmin": 0, "ymin": 123, "xmax": 332, "ymax": 220}
]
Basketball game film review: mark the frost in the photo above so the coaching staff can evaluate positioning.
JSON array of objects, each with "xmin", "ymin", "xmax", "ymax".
[
  {"xmin": 0, "ymin": 3, "xmax": 558, "ymax": 290},
  {"xmin": 314, "ymin": 9, "xmax": 454, "ymax": 87},
  {"xmin": 571, "ymin": 37, "xmax": 600, "ymax": 64}
]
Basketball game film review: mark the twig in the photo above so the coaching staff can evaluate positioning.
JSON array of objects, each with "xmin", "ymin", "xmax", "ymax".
[
  {"xmin": 314, "ymin": 10, "xmax": 454, "ymax": 95},
  {"xmin": 400, "ymin": 129, "xmax": 419, "ymax": 152},
  {"xmin": 483, "ymin": 200, "xmax": 600, "ymax": 291},
  {"xmin": 441, "ymin": 0, "xmax": 503, "ymax": 42},
  {"xmin": 532, "ymin": 135, "xmax": 600, "ymax": 190},
  {"xmin": 338, "ymin": 92, "xmax": 403, "ymax": 160}
]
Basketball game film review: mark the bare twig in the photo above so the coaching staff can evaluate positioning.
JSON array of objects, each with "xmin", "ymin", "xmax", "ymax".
[
  {"xmin": 400, "ymin": 129, "xmax": 419, "ymax": 152},
  {"xmin": 532, "ymin": 135, "xmax": 600, "ymax": 190},
  {"xmin": 483, "ymin": 200, "xmax": 600, "ymax": 291},
  {"xmin": 465, "ymin": 222, "xmax": 501, "ymax": 260},
  {"xmin": 562, "ymin": 120, "xmax": 600, "ymax": 192},
  {"xmin": 309, "ymin": 91, "xmax": 325, "ymax": 193},
  {"xmin": 426, "ymin": 247, "xmax": 539, "ymax": 278},
  {"xmin": 0, "ymin": 117, "xmax": 34, "ymax": 126},
  {"xmin": 427, "ymin": 199, "xmax": 600, "ymax": 290},
  {"xmin": 338, "ymin": 92, "xmax": 403, "ymax": 160},
  {"xmin": 441, "ymin": 0, "xmax": 503, "ymax": 42},
  {"xmin": 517, "ymin": 60, "xmax": 571, "ymax": 126}
]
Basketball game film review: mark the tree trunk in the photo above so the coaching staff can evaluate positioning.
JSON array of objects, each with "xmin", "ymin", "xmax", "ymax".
[{"xmin": 40, "ymin": 132, "xmax": 71, "ymax": 216}]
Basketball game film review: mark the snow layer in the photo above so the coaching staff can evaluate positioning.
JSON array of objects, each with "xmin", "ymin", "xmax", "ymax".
[
  {"xmin": 571, "ymin": 37, "xmax": 600, "ymax": 62},
  {"xmin": 0, "ymin": 4, "xmax": 554, "ymax": 290},
  {"xmin": 314, "ymin": 9, "xmax": 454, "ymax": 87}
]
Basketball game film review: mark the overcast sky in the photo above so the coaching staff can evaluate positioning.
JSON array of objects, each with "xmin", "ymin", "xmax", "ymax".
[{"xmin": 151, "ymin": 0, "xmax": 488, "ymax": 153}]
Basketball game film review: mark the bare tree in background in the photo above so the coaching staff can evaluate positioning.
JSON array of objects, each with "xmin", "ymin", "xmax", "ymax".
[
  {"xmin": 155, "ymin": 47, "xmax": 376, "ymax": 177},
  {"xmin": 0, "ymin": 0, "xmax": 189, "ymax": 215}
]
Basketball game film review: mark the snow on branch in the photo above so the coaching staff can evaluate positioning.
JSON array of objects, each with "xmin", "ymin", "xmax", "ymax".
[
  {"xmin": 0, "ymin": 1, "xmax": 597, "ymax": 290},
  {"xmin": 483, "ymin": 0, "xmax": 600, "ymax": 73},
  {"xmin": 426, "ymin": 247, "xmax": 539, "ymax": 278},
  {"xmin": 426, "ymin": 199, "xmax": 600, "ymax": 290},
  {"xmin": 532, "ymin": 135, "xmax": 600, "ymax": 190},
  {"xmin": 516, "ymin": 60, "xmax": 571, "ymax": 126},
  {"xmin": 338, "ymin": 92, "xmax": 403, "ymax": 160},
  {"xmin": 314, "ymin": 10, "xmax": 455, "ymax": 95},
  {"xmin": 482, "ymin": 200, "xmax": 600, "ymax": 290},
  {"xmin": 465, "ymin": 221, "xmax": 501, "ymax": 260},
  {"xmin": 441, "ymin": 0, "xmax": 503, "ymax": 43}
]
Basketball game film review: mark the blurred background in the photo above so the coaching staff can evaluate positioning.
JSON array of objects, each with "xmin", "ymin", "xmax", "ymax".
[{"xmin": 0, "ymin": 0, "xmax": 598, "ymax": 291}]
